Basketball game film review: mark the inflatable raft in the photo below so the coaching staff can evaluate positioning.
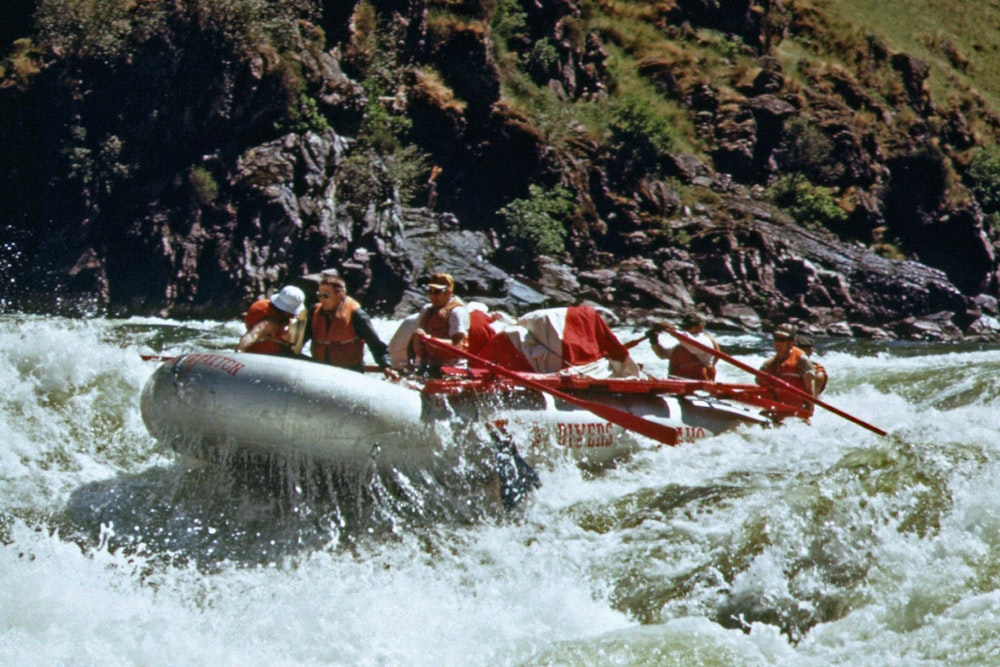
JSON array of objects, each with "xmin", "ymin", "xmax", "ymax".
[{"xmin": 140, "ymin": 351, "xmax": 804, "ymax": 470}]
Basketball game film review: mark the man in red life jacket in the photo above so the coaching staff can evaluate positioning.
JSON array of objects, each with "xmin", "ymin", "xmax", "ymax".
[
  {"xmin": 759, "ymin": 323, "xmax": 817, "ymax": 408},
  {"xmin": 648, "ymin": 311, "xmax": 719, "ymax": 380},
  {"xmin": 412, "ymin": 272, "xmax": 470, "ymax": 377},
  {"xmin": 299, "ymin": 272, "xmax": 397, "ymax": 378},
  {"xmin": 236, "ymin": 285, "xmax": 305, "ymax": 355}
]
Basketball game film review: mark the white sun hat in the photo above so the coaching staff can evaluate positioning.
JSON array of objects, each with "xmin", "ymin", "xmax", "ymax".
[{"xmin": 270, "ymin": 285, "xmax": 306, "ymax": 315}]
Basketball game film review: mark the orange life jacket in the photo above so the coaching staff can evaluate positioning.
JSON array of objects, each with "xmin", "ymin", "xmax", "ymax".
[
  {"xmin": 243, "ymin": 299, "xmax": 292, "ymax": 355},
  {"xmin": 812, "ymin": 359, "xmax": 828, "ymax": 395},
  {"xmin": 762, "ymin": 345, "xmax": 816, "ymax": 411},
  {"xmin": 415, "ymin": 297, "xmax": 466, "ymax": 364},
  {"xmin": 310, "ymin": 297, "xmax": 364, "ymax": 367},
  {"xmin": 763, "ymin": 345, "xmax": 809, "ymax": 390},
  {"xmin": 669, "ymin": 336, "xmax": 718, "ymax": 380}
]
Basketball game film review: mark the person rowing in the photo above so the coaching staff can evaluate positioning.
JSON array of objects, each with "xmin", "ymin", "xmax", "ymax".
[
  {"xmin": 758, "ymin": 323, "xmax": 817, "ymax": 411},
  {"xmin": 235, "ymin": 285, "xmax": 305, "ymax": 355},
  {"xmin": 298, "ymin": 269, "xmax": 397, "ymax": 379},
  {"xmin": 647, "ymin": 311, "xmax": 719, "ymax": 380},
  {"xmin": 411, "ymin": 272, "xmax": 470, "ymax": 378}
]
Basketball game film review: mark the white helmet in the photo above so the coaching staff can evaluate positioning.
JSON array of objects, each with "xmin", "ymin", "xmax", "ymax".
[{"xmin": 270, "ymin": 285, "xmax": 305, "ymax": 315}]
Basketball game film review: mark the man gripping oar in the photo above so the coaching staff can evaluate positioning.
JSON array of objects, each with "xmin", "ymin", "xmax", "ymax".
[
  {"xmin": 759, "ymin": 323, "xmax": 818, "ymax": 405},
  {"xmin": 414, "ymin": 332, "xmax": 680, "ymax": 447},
  {"xmin": 658, "ymin": 322, "xmax": 887, "ymax": 437}
]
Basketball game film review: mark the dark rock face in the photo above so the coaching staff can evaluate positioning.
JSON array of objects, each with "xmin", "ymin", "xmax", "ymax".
[{"xmin": 0, "ymin": 1, "xmax": 998, "ymax": 342}]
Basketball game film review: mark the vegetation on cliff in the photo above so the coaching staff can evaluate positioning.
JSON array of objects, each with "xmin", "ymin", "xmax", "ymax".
[{"xmin": 2, "ymin": 0, "xmax": 1000, "ymax": 337}]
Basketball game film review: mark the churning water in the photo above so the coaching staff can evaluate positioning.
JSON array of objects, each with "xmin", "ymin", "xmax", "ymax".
[{"xmin": 2, "ymin": 313, "xmax": 1000, "ymax": 666}]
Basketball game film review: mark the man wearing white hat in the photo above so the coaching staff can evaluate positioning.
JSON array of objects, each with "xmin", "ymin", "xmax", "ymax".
[{"xmin": 236, "ymin": 285, "xmax": 306, "ymax": 355}]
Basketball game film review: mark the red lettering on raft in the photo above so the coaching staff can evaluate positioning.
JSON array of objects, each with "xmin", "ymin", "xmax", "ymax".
[
  {"xmin": 178, "ymin": 353, "xmax": 246, "ymax": 377},
  {"xmin": 677, "ymin": 426, "xmax": 707, "ymax": 443},
  {"xmin": 555, "ymin": 422, "xmax": 615, "ymax": 448}
]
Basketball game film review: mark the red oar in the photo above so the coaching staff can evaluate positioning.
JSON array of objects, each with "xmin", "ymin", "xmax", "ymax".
[
  {"xmin": 415, "ymin": 333, "xmax": 679, "ymax": 447},
  {"xmin": 141, "ymin": 354, "xmax": 176, "ymax": 362},
  {"xmin": 623, "ymin": 336, "xmax": 645, "ymax": 350},
  {"xmin": 660, "ymin": 325, "xmax": 887, "ymax": 436}
]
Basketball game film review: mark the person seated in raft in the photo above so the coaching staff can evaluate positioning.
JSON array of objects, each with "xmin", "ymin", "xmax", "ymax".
[
  {"xmin": 296, "ymin": 269, "xmax": 397, "ymax": 379},
  {"xmin": 235, "ymin": 285, "xmax": 306, "ymax": 355},
  {"xmin": 795, "ymin": 334, "xmax": 828, "ymax": 395},
  {"xmin": 411, "ymin": 272, "xmax": 470, "ymax": 378},
  {"xmin": 758, "ymin": 323, "xmax": 818, "ymax": 411},
  {"xmin": 647, "ymin": 311, "xmax": 720, "ymax": 381}
]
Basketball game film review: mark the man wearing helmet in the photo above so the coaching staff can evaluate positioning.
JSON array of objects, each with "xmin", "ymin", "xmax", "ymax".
[{"xmin": 236, "ymin": 285, "xmax": 306, "ymax": 355}]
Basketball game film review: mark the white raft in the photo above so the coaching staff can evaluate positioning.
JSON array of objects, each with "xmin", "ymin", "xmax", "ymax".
[{"xmin": 140, "ymin": 352, "xmax": 779, "ymax": 469}]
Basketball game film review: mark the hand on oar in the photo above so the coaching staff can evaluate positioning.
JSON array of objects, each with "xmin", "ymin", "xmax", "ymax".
[
  {"xmin": 414, "ymin": 333, "xmax": 680, "ymax": 447},
  {"xmin": 623, "ymin": 336, "xmax": 646, "ymax": 350},
  {"xmin": 658, "ymin": 325, "xmax": 887, "ymax": 437}
]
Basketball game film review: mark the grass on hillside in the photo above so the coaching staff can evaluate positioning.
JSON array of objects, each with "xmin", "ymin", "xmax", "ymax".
[
  {"xmin": 804, "ymin": 0, "xmax": 1000, "ymax": 111},
  {"xmin": 446, "ymin": 0, "xmax": 1000, "ymax": 185}
]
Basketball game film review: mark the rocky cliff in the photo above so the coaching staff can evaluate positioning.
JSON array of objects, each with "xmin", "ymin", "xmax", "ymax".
[{"xmin": 1, "ymin": 0, "xmax": 999, "ymax": 341}]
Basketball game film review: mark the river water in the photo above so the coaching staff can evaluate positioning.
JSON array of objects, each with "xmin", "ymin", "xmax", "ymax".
[{"xmin": 2, "ymin": 313, "xmax": 999, "ymax": 666}]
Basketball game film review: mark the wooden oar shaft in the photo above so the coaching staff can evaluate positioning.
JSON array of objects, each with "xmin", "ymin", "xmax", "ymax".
[
  {"xmin": 416, "ymin": 334, "xmax": 679, "ymax": 447},
  {"xmin": 660, "ymin": 326, "xmax": 888, "ymax": 437}
]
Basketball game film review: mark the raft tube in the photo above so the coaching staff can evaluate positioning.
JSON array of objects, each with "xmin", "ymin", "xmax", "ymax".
[{"xmin": 140, "ymin": 352, "xmax": 773, "ymax": 468}]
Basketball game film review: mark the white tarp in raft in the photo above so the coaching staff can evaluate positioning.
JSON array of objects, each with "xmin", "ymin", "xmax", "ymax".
[{"xmin": 389, "ymin": 304, "xmax": 639, "ymax": 378}]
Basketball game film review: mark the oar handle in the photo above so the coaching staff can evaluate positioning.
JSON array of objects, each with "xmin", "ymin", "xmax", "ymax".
[
  {"xmin": 414, "ymin": 333, "xmax": 679, "ymax": 447},
  {"xmin": 659, "ymin": 325, "xmax": 888, "ymax": 437},
  {"xmin": 623, "ymin": 336, "xmax": 645, "ymax": 350}
]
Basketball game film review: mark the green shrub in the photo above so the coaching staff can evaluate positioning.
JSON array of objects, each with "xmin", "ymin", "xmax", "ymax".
[
  {"xmin": 779, "ymin": 117, "xmax": 844, "ymax": 184},
  {"xmin": 607, "ymin": 95, "xmax": 676, "ymax": 178},
  {"xmin": 524, "ymin": 38, "xmax": 560, "ymax": 82},
  {"xmin": 872, "ymin": 242, "xmax": 906, "ymax": 260},
  {"xmin": 767, "ymin": 174, "xmax": 848, "ymax": 230},
  {"xmin": 490, "ymin": 0, "xmax": 528, "ymax": 48},
  {"xmin": 0, "ymin": 38, "xmax": 44, "ymax": 89},
  {"xmin": 189, "ymin": 166, "xmax": 219, "ymax": 205},
  {"xmin": 968, "ymin": 145, "xmax": 1000, "ymax": 214},
  {"xmin": 497, "ymin": 184, "xmax": 574, "ymax": 256},
  {"xmin": 34, "ymin": 0, "xmax": 307, "ymax": 63},
  {"xmin": 336, "ymin": 144, "xmax": 429, "ymax": 211},
  {"xmin": 276, "ymin": 92, "xmax": 331, "ymax": 135}
]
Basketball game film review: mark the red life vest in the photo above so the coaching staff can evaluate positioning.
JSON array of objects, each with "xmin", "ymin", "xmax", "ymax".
[
  {"xmin": 310, "ymin": 297, "xmax": 364, "ymax": 367},
  {"xmin": 669, "ymin": 336, "xmax": 718, "ymax": 380},
  {"xmin": 416, "ymin": 297, "xmax": 466, "ymax": 364},
  {"xmin": 763, "ymin": 345, "xmax": 816, "ymax": 409},
  {"xmin": 243, "ymin": 299, "xmax": 292, "ymax": 355}
]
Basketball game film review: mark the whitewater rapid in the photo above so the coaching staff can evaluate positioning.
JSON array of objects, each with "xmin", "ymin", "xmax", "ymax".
[{"xmin": 2, "ymin": 314, "xmax": 1000, "ymax": 666}]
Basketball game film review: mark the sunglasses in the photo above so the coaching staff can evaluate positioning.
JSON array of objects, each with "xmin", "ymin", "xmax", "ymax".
[{"xmin": 427, "ymin": 286, "xmax": 448, "ymax": 294}]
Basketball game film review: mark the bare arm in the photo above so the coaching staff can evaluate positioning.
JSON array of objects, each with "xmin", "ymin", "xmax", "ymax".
[
  {"xmin": 236, "ymin": 319, "xmax": 282, "ymax": 352},
  {"xmin": 798, "ymin": 355, "xmax": 817, "ymax": 396}
]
